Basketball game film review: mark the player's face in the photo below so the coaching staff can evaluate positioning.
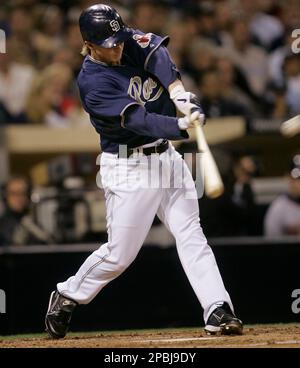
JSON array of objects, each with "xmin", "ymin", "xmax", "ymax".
[
  {"xmin": 87, "ymin": 42, "xmax": 124, "ymax": 65},
  {"xmin": 6, "ymin": 179, "xmax": 30, "ymax": 214}
]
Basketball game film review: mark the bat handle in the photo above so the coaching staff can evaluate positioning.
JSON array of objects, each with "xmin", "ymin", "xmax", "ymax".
[{"xmin": 198, "ymin": 114, "xmax": 206, "ymax": 126}]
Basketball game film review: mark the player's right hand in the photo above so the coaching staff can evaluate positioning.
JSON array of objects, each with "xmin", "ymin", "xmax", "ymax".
[
  {"xmin": 169, "ymin": 83, "xmax": 204, "ymax": 117},
  {"xmin": 178, "ymin": 110, "xmax": 205, "ymax": 130}
]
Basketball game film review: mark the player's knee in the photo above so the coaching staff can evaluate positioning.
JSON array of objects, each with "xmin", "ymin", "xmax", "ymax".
[
  {"xmin": 173, "ymin": 221, "xmax": 203, "ymax": 241},
  {"xmin": 116, "ymin": 257, "xmax": 135, "ymax": 273},
  {"xmin": 106, "ymin": 262, "xmax": 129, "ymax": 278},
  {"xmin": 115, "ymin": 263, "xmax": 128, "ymax": 274},
  {"xmin": 108, "ymin": 256, "xmax": 134, "ymax": 274}
]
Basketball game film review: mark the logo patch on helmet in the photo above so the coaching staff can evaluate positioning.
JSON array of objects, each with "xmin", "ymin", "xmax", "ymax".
[
  {"xmin": 110, "ymin": 20, "xmax": 120, "ymax": 32},
  {"xmin": 133, "ymin": 33, "xmax": 152, "ymax": 48}
]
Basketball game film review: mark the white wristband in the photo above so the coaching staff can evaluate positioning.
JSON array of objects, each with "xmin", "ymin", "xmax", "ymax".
[{"xmin": 169, "ymin": 84, "xmax": 186, "ymax": 100}]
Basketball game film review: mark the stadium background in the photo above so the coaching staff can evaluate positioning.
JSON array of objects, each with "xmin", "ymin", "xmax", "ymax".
[{"xmin": 0, "ymin": 0, "xmax": 300, "ymax": 336}]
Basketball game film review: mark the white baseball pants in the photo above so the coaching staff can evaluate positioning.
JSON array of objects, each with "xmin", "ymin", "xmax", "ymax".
[{"xmin": 57, "ymin": 144, "xmax": 233, "ymax": 323}]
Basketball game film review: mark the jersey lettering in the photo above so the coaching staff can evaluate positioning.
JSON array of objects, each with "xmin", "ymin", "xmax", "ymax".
[{"xmin": 127, "ymin": 76, "xmax": 163, "ymax": 105}]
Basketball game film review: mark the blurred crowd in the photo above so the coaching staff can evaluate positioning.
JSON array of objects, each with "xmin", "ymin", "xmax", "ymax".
[{"xmin": 0, "ymin": 0, "xmax": 300, "ymax": 127}]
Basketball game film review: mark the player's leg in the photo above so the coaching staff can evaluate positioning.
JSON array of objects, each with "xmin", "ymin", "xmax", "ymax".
[
  {"xmin": 157, "ymin": 147, "xmax": 242, "ymax": 335},
  {"xmin": 46, "ymin": 154, "xmax": 162, "ymax": 338},
  {"xmin": 56, "ymin": 187, "xmax": 161, "ymax": 303}
]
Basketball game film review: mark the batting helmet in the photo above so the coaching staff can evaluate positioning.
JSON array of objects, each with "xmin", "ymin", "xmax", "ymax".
[{"xmin": 79, "ymin": 4, "xmax": 132, "ymax": 48}]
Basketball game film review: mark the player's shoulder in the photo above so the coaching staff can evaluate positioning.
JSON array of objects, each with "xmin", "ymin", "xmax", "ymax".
[
  {"xmin": 77, "ymin": 58, "xmax": 120, "ymax": 95},
  {"xmin": 79, "ymin": 56, "xmax": 116, "ymax": 80}
]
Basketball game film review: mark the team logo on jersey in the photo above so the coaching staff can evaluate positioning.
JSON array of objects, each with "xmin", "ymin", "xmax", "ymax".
[
  {"xmin": 133, "ymin": 33, "xmax": 152, "ymax": 48},
  {"xmin": 110, "ymin": 20, "xmax": 120, "ymax": 32},
  {"xmin": 128, "ymin": 76, "xmax": 163, "ymax": 105}
]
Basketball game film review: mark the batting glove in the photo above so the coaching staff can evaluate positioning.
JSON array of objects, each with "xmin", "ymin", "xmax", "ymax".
[
  {"xmin": 170, "ymin": 84, "xmax": 204, "ymax": 117},
  {"xmin": 178, "ymin": 110, "xmax": 205, "ymax": 130}
]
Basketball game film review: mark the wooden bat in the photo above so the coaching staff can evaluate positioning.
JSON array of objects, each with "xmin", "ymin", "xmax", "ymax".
[
  {"xmin": 280, "ymin": 115, "xmax": 300, "ymax": 137},
  {"xmin": 194, "ymin": 116, "xmax": 224, "ymax": 198}
]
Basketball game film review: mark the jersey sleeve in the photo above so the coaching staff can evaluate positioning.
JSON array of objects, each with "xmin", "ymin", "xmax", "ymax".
[
  {"xmin": 123, "ymin": 104, "xmax": 189, "ymax": 141},
  {"xmin": 84, "ymin": 83, "xmax": 188, "ymax": 140},
  {"xmin": 84, "ymin": 81, "xmax": 139, "ymax": 121},
  {"xmin": 125, "ymin": 30, "xmax": 181, "ymax": 89}
]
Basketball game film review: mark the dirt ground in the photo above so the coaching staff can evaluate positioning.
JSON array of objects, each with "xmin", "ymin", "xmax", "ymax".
[{"xmin": 1, "ymin": 324, "xmax": 300, "ymax": 348}]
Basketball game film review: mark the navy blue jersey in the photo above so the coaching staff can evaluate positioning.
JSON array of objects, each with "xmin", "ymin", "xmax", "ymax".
[{"xmin": 77, "ymin": 30, "xmax": 189, "ymax": 153}]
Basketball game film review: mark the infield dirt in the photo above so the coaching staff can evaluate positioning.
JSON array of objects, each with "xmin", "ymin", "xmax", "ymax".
[{"xmin": 1, "ymin": 324, "xmax": 300, "ymax": 348}]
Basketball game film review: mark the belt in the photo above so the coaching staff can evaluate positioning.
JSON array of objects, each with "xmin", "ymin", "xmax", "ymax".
[{"xmin": 118, "ymin": 140, "xmax": 169, "ymax": 158}]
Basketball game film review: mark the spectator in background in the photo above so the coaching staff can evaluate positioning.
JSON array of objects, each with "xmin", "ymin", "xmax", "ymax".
[
  {"xmin": 8, "ymin": 6, "xmax": 37, "ymax": 66},
  {"xmin": 268, "ymin": 29, "xmax": 297, "ymax": 88},
  {"xmin": 181, "ymin": 5, "xmax": 202, "ymax": 39},
  {"xmin": 269, "ymin": 54, "xmax": 300, "ymax": 119},
  {"xmin": 265, "ymin": 156, "xmax": 300, "ymax": 237},
  {"xmin": 31, "ymin": 4, "xmax": 65, "ymax": 68},
  {"xmin": 200, "ymin": 154, "xmax": 260, "ymax": 237},
  {"xmin": 214, "ymin": 0, "xmax": 235, "ymax": 34},
  {"xmin": 64, "ymin": 21, "xmax": 86, "ymax": 75},
  {"xmin": 221, "ymin": 18, "xmax": 269, "ymax": 97},
  {"xmin": 196, "ymin": 1, "xmax": 223, "ymax": 46},
  {"xmin": 26, "ymin": 63, "xmax": 77, "ymax": 126},
  {"xmin": 181, "ymin": 1, "xmax": 228, "ymax": 46},
  {"xmin": 216, "ymin": 56, "xmax": 256, "ymax": 113},
  {"xmin": 238, "ymin": 0, "xmax": 284, "ymax": 52},
  {"xmin": 0, "ymin": 176, "xmax": 53, "ymax": 246},
  {"xmin": 282, "ymin": 54, "xmax": 300, "ymax": 116},
  {"xmin": 186, "ymin": 39, "xmax": 218, "ymax": 82},
  {"xmin": 269, "ymin": 84, "xmax": 289, "ymax": 120},
  {"xmin": 0, "ymin": 41, "xmax": 35, "ymax": 124},
  {"xmin": 281, "ymin": 0, "xmax": 300, "ymax": 31},
  {"xmin": 198, "ymin": 68, "xmax": 250, "ymax": 119},
  {"xmin": 129, "ymin": 0, "xmax": 169, "ymax": 35},
  {"xmin": 52, "ymin": 47, "xmax": 77, "ymax": 74}
]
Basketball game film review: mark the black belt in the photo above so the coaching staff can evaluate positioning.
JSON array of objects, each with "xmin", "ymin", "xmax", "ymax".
[{"xmin": 118, "ymin": 140, "xmax": 169, "ymax": 158}]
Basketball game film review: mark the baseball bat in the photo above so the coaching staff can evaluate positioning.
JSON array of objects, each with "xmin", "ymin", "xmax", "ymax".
[
  {"xmin": 280, "ymin": 115, "xmax": 300, "ymax": 137},
  {"xmin": 194, "ymin": 118, "xmax": 224, "ymax": 198}
]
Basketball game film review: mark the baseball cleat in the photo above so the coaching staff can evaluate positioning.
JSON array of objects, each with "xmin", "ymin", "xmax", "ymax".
[
  {"xmin": 45, "ymin": 290, "xmax": 77, "ymax": 339},
  {"xmin": 204, "ymin": 302, "xmax": 243, "ymax": 336}
]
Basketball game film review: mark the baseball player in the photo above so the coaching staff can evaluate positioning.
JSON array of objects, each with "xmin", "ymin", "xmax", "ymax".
[{"xmin": 45, "ymin": 4, "xmax": 243, "ymax": 338}]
